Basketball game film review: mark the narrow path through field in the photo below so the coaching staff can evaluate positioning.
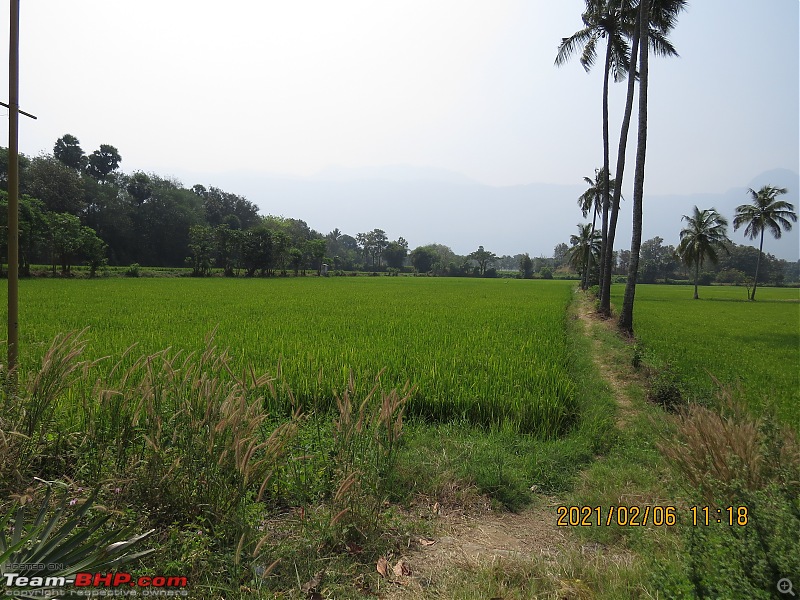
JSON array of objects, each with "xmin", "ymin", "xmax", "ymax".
[{"xmin": 380, "ymin": 292, "xmax": 642, "ymax": 599}]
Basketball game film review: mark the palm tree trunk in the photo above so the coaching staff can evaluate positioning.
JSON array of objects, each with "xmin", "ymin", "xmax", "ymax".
[
  {"xmin": 584, "ymin": 202, "xmax": 599, "ymax": 289},
  {"xmin": 599, "ymin": 41, "xmax": 612, "ymax": 293},
  {"xmin": 751, "ymin": 229, "xmax": 764, "ymax": 300},
  {"xmin": 620, "ymin": 0, "xmax": 649, "ymax": 334},
  {"xmin": 693, "ymin": 262, "xmax": 699, "ymax": 299},
  {"xmin": 600, "ymin": 10, "xmax": 641, "ymax": 316}
]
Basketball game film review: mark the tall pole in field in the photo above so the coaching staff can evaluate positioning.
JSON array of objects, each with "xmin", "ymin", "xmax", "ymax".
[{"xmin": 8, "ymin": 0, "xmax": 20, "ymax": 375}]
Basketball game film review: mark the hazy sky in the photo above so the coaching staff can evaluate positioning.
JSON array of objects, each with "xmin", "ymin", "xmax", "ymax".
[{"xmin": 2, "ymin": 1, "xmax": 799, "ymax": 244}]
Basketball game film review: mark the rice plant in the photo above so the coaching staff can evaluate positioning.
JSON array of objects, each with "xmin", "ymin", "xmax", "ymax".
[{"xmin": 2, "ymin": 277, "xmax": 580, "ymax": 435}]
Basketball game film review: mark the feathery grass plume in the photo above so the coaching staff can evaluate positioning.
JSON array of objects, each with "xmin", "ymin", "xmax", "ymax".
[
  {"xmin": 658, "ymin": 378, "xmax": 800, "ymax": 504},
  {"xmin": 25, "ymin": 329, "xmax": 90, "ymax": 438}
]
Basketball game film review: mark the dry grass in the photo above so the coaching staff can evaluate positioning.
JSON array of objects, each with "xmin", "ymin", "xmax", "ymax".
[{"xmin": 658, "ymin": 380, "xmax": 800, "ymax": 504}]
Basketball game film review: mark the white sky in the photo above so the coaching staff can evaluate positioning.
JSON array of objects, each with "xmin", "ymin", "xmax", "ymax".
[{"xmin": 2, "ymin": 1, "xmax": 799, "ymax": 213}]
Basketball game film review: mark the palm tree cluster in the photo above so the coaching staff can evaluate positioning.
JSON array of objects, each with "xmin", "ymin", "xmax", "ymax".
[
  {"xmin": 672, "ymin": 186, "xmax": 796, "ymax": 301},
  {"xmin": 557, "ymin": 0, "xmax": 687, "ymax": 333}
]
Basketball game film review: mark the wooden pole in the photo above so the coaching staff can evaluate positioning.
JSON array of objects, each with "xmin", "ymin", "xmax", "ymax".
[{"xmin": 8, "ymin": 0, "xmax": 20, "ymax": 374}]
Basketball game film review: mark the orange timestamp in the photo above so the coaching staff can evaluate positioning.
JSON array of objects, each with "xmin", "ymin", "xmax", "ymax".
[{"xmin": 557, "ymin": 505, "xmax": 677, "ymax": 527}]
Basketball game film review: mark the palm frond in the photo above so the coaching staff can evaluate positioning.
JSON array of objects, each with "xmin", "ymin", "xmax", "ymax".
[{"xmin": 555, "ymin": 27, "xmax": 594, "ymax": 68}]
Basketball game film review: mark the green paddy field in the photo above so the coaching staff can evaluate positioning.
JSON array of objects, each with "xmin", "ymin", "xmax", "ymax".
[
  {"xmin": 1, "ymin": 277, "xmax": 798, "ymax": 598},
  {"xmin": 2, "ymin": 277, "xmax": 797, "ymax": 430}
]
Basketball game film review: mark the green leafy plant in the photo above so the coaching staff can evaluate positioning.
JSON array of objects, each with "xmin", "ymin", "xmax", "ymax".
[{"xmin": 0, "ymin": 485, "xmax": 154, "ymax": 599}]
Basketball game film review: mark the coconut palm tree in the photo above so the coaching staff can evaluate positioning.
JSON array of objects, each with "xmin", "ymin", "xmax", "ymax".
[
  {"xmin": 556, "ymin": 0, "xmax": 631, "ymax": 289},
  {"xmin": 675, "ymin": 206, "xmax": 730, "ymax": 299},
  {"xmin": 618, "ymin": 0, "xmax": 687, "ymax": 333},
  {"xmin": 568, "ymin": 223, "xmax": 602, "ymax": 287},
  {"xmin": 577, "ymin": 168, "xmax": 620, "ymax": 289},
  {"xmin": 733, "ymin": 185, "xmax": 797, "ymax": 300},
  {"xmin": 600, "ymin": 0, "xmax": 681, "ymax": 316}
]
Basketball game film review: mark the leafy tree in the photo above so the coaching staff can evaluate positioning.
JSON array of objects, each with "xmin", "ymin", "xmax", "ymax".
[
  {"xmin": 53, "ymin": 134, "xmax": 86, "ymax": 171},
  {"xmin": 383, "ymin": 238, "xmax": 408, "ymax": 269},
  {"xmin": 81, "ymin": 226, "xmax": 108, "ymax": 277},
  {"xmin": 85, "ymin": 144, "xmax": 122, "ymax": 183},
  {"xmin": 240, "ymin": 226, "xmax": 273, "ymax": 276},
  {"xmin": 196, "ymin": 186, "xmax": 260, "ymax": 229},
  {"xmin": 675, "ymin": 206, "xmax": 730, "ymax": 299},
  {"xmin": 638, "ymin": 236, "xmax": 676, "ymax": 283},
  {"xmin": 125, "ymin": 171, "xmax": 153, "ymax": 205},
  {"xmin": 26, "ymin": 156, "xmax": 83, "ymax": 215},
  {"xmin": 0, "ymin": 192, "xmax": 47, "ymax": 276},
  {"xmin": 715, "ymin": 243, "xmax": 777, "ymax": 286},
  {"xmin": 733, "ymin": 185, "xmax": 797, "ymax": 300},
  {"xmin": 46, "ymin": 212, "xmax": 84, "ymax": 275},
  {"xmin": 553, "ymin": 243, "xmax": 570, "ymax": 268},
  {"xmin": 214, "ymin": 224, "xmax": 242, "ymax": 277},
  {"xmin": 187, "ymin": 225, "xmax": 214, "ymax": 276},
  {"xmin": 134, "ymin": 179, "xmax": 205, "ymax": 267},
  {"xmin": 468, "ymin": 245, "xmax": 498, "ymax": 277},
  {"xmin": 410, "ymin": 246, "xmax": 436, "ymax": 274},
  {"xmin": 616, "ymin": 249, "xmax": 631, "ymax": 275},
  {"xmin": 360, "ymin": 229, "xmax": 389, "ymax": 268},
  {"xmin": 288, "ymin": 247, "xmax": 303, "ymax": 276},
  {"xmin": 305, "ymin": 238, "xmax": 327, "ymax": 275},
  {"xmin": 0, "ymin": 146, "xmax": 31, "ymax": 191},
  {"xmin": 519, "ymin": 253, "xmax": 534, "ymax": 279}
]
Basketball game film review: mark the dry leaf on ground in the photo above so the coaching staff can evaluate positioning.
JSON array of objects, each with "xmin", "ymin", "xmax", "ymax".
[
  {"xmin": 376, "ymin": 556, "xmax": 389, "ymax": 578},
  {"xmin": 393, "ymin": 559, "xmax": 412, "ymax": 577}
]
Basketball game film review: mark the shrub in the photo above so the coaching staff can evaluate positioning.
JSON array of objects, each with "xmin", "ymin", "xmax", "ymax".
[
  {"xmin": 125, "ymin": 263, "xmax": 140, "ymax": 278},
  {"xmin": 539, "ymin": 266, "xmax": 554, "ymax": 280},
  {"xmin": 697, "ymin": 271, "xmax": 715, "ymax": 286},
  {"xmin": 658, "ymin": 384, "xmax": 800, "ymax": 598},
  {"xmin": 647, "ymin": 364, "xmax": 684, "ymax": 412}
]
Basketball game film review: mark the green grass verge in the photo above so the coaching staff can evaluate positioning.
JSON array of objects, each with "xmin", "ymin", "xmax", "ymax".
[{"xmin": 610, "ymin": 283, "xmax": 799, "ymax": 427}]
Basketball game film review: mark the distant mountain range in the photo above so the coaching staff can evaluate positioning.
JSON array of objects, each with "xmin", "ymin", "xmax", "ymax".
[{"xmin": 179, "ymin": 165, "xmax": 800, "ymax": 261}]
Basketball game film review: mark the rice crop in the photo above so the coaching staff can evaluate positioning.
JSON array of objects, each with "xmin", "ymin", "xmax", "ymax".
[
  {"xmin": 1, "ymin": 277, "xmax": 579, "ymax": 436},
  {"xmin": 610, "ymin": 284, "xmax": 799, "ymax": 427}
]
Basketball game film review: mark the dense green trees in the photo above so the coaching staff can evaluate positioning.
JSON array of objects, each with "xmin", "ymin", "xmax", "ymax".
[
  {"xmin": 518, "ymin": 253, "xmax": 534, "ymax": 279},
  {"xmin": 53, "ymin": 134, "xmax": 86, "ymax": 171},
  {"xmin": 409, "ymin": 246, "xmax": 436, "ymax": 274},
  {"xmin": 2, "ymin": 137, "xmax": 346, "ymax": 276},
  {"xmin": 85, "ymin": 144, "xmax": 121, "ymax": 182},
  {"xmin": 468, "ymin": 246, "xmax": 498, "ymax": 277}
]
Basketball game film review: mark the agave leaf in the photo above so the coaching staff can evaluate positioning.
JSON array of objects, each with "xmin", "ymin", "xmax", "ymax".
[
  {"xmin": 26, "ymin": 514, "xmax": 111, "ymax": 564},
  {"xmin": 1, "ymin": 486, "xmax": 153, "ymax": 581},
  {"xmin": 0, "ymin": 536, "xmax": 29, "ymax": 567},
  {"xmin": 11, "ymin": 506, "xmax": 27, "ymax": 547}
]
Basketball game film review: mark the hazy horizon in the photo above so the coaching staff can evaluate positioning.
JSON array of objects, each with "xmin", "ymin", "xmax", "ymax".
[{"xmin": 2, "ymin": 1, "xmax": 797, "ymax": 260}]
